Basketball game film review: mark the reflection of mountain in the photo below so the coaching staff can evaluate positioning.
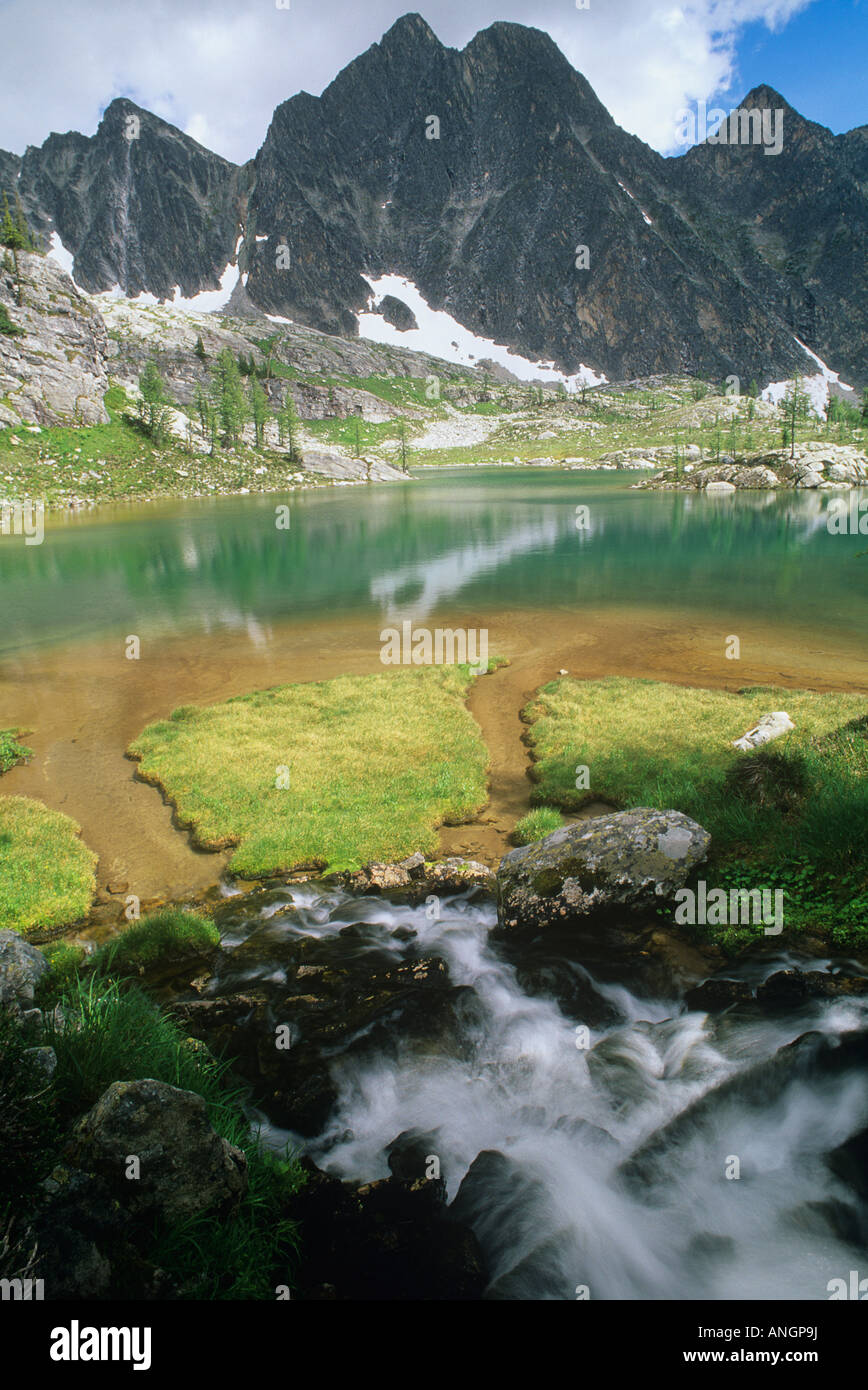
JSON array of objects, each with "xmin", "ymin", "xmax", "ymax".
[
  {"xmin": 370, "ymin": 516, "xmax": 565, "ymax": 621},
  {"xmin": 0, "ymin": 480, "xmax": 866, "ymax": 657}
]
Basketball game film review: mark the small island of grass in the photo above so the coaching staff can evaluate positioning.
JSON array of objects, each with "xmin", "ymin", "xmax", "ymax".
[{"xmin": 128, "ymin": 665, "xmax": 492, "ymax": 876}]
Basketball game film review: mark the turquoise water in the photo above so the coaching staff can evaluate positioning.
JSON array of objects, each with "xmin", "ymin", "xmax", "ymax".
[{"xmin": 0, "ymin": 470, "xmax": 866, "ymax": 661}]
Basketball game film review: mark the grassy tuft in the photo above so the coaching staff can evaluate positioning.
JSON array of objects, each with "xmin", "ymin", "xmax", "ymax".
[
  {"xmin": 512, "ymin": 806, "xmax": 565, "ymax": 845},
  {"xmin": 90, "ymin": 908, "xmax": 219, "ymax": 978},
  {"xmin": 0, "ymin": 728, "xmax": 33, "ymax": 774}
]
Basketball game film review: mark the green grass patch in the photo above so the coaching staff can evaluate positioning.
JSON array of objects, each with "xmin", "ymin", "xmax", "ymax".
[
  {"xmin": 35, "ymin": 941, "xmax": 88, "ymax": 1005},
  {"xmin": 0, "ymin": 728, "xmax": 33, "ymax": 774},
  {"xmin": 0, "ymin": 795, "xmax": 97, "ymax": 936},
  {"xmin": 512, "ymin": 806, "xmax": 565, "ymax": 845},
  {"xmin": 128, "ymin": 666, "xmax": 491, "ymax": 876},
  {"xmin": 523, "ymin": 677, "xmax": 868, "ymax": 947},
  {"xmin": 334, "ymin": 374, "xmax": 436, "ymax": 409},
  {"xmin": 90, "ymin": 908, "xmax": 219, "ymax": 977},
  {"xmin": 0, "ymin": 383, "xmax": 320, "ymax": 509}
]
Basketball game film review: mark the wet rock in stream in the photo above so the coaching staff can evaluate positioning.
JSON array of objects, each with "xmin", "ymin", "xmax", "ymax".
[
  {"xmin": 170, "ymin": 928, "xmax": 483, "ymax": 1136},
  {"xmin": 285, "ymin": 1156, "xmax": 486, "ymax": 1299}
]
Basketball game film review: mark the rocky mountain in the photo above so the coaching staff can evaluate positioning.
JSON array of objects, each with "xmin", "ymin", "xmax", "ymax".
[
  {"xmin": 13, "ymin": 98, "xmax": 243, "ymax": 301},
  {"xmin": 2, "ymin": 14, "xmax": 864, "ymax": 387}
]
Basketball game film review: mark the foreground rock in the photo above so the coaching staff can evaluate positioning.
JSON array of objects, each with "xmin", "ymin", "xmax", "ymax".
[
  {"xmin": 496, "ymin": 809, "xmax": 711, "ymax": 934},
  {"xmin": 67, "ymin": 1078, "xmax": 248, "ymax": 1222},
  {"xmin": 33, "ymin": 1078, "xmax": 247, "ymax": 1298}
]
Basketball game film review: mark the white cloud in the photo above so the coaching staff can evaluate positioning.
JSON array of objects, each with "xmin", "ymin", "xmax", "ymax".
[{"xmin": 0, "ymin": 0, "xmax": 817, "ymax": 163}]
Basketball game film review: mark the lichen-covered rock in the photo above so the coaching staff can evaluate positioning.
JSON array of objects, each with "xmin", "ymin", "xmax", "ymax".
[
  {"xmin": 68, "ymin": 1078, "xmax": 247, "ymax": 1222},
  {"xmin": 0, "ymin": 930, "xmax": 49, "ymax": 1010},
  {"xmin": 496, "ymin": 808, "xmax": 711, "ymax": 933}
]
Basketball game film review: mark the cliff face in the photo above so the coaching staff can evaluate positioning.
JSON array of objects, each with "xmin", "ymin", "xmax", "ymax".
[{"xmin": 2, "ymin": 15, "xmax": 864, "ymax": 386}]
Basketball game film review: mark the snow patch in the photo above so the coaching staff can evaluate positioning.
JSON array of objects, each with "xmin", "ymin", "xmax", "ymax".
[
  {"xmin": 762, "ymin": 339, "xmax": 856, "ymax": 420},
  {"xmin": 264, "ymin": 312, "xmax": 294, "ymax": 325},
  {"xmin": 165, "ymin": 262, "xmax": 240, "ymax": 313},
  {"xmin": 46, "ymin": 232, "xmax": 88, "ymax": 290},
  {"xmin": 255, "ymin": 234, "xmax": 269, "ymax": 243},
  {"xmin": 358, "ymin": 274, "xmax": 605, "ymax": 388},
  {"xmin": 794, "ymin": 337, "xmax": 854, "ymax": 392}
]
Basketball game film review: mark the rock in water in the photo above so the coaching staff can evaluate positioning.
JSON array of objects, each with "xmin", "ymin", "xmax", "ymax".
[{"xmin": 495, "ymin": 808, "xmax": 710, "ymax": 933}]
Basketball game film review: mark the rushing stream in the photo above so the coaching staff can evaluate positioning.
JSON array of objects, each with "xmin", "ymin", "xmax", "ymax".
[{"xmin": 207, "ymin": 881, "xmax": 868, "ymax": 1301}]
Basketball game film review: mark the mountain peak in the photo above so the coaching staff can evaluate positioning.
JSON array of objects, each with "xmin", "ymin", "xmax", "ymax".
[{"xmin": 379, "ymin": 13, "xmax": 440, "ymax": 50}]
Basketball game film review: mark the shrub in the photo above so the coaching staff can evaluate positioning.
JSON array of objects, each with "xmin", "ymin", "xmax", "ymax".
[{"xmin": 0, "ymin": 728, "xmax": 32, "ymax": 773}]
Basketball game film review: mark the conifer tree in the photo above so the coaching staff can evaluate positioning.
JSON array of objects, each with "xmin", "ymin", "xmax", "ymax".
[
  {"xmin": 278, "ymin": 389, "xmax": 299, "ymax": 461},
  {"xmin": 213, "ymin": 348, "xmax": 248, "ymax": 447},
  {"xmin": 249, "ymin": 378, "xmax": 269, "ymax": 447},
  {"xmin": 137, "ymin": 360, "xmax": 172, "ymax": 444}
]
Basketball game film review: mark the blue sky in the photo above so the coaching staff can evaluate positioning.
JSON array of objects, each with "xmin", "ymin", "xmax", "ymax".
[{"xmin": 727, "ymin": 0, "xmax": 866, "ymax": 131}]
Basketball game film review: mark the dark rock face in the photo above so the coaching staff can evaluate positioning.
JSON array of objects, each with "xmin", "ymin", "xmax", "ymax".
[
  {"xmin": 243, "ymin": 16, "xmax": 824, "ymax": 382},
  {"xmin": 2, "ymin": 19, "xmax": 864, "ymax": 385},
  {"xmin": 684, "ymin": 978, "xmax": 754, "ymax": 1011},
  {"xmin": 670, "ymin": 88, "xmax": 868, "ymax": 389},
  {"xmin": 496, "ymin": 808, "xmax": 711, "ymax": 934}
]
